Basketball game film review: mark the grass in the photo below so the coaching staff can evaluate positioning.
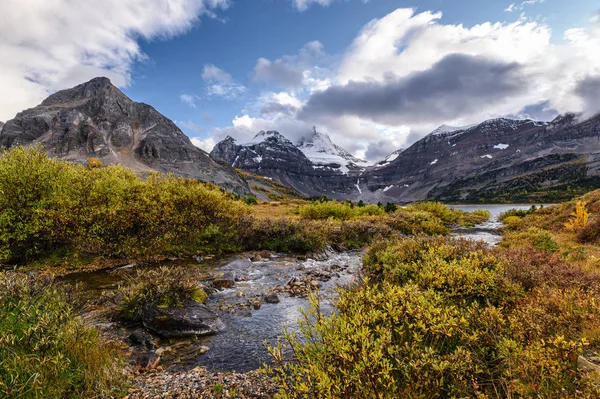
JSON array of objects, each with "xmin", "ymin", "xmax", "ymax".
[{"xmin": 0, "ymin": 272, "xmax": 126, "ymax": 398}]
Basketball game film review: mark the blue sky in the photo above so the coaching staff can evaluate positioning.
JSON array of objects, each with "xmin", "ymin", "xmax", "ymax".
[{"xmin": 1, "ymin": 0, "xmax": 599, "ymax": 160}]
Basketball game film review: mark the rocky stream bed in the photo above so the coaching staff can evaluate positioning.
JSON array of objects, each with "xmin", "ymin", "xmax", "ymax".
[{"xmin": 64, "ymin": 205, "xmax": 535, "ymax": 398}]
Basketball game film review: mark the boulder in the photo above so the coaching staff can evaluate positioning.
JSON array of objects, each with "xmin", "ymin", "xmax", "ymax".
[
  {"xmin": 136, "ymin": 352, "xmax": 160, "ymax": 370},
  {"xmin": 142, "ymin": 301, "xmax": 225, "ymax": 338},
  {"xmin": 212, "ymin": 278, "xmax": 235, "ymax": 289},
  {"xmin": 264, "ymin": 293, "xmax": 280, "ymax": 304}
]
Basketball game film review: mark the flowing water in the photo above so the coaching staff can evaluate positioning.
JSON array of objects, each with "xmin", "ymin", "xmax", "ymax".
[
  {"xmin": 63, "ymin": 204, "xmax": 547, "ymax": 372},
  {"xmin": 63, "ymin": 251, "xmax": 364, "ymax": 372},
  {"xmin": 451, "ymin": 204, "xmax": 547, "ymax": 245}
]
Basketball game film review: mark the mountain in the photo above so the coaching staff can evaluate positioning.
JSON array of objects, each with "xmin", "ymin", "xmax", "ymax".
[
  {"xmin": 0, "ymin": 122, "xmax": 4, "ymax": 132},
  {"xmin": 364, "ymin": 115, "xmax": 600, "ymax": 202},
  {"xmin": 296, "ymin": 128, "xmax": 371, "ymax": 173},
  {"xmin": 211, "ymin": 130, "xmax": 365, "ymax": 198},
  {"xmin": 0, "ymin": 77, "xmax": 249, "ymax": 195},
  {"xmin": 214, "ymin": 114, "xmax": 600, "ymax": 202}
]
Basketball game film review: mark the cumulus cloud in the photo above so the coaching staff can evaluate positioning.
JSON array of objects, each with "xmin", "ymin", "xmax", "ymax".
[
  {"xmin": 0, "ymin": 0, "xmax": 230, "ymax": 121},
  {"xmin": 253, "ymin": 41, "xmax": 328, "ymax": 89},
  {"xmin": 305, "ymin": 8, "xmax": 600, "ymax": 136},
  {"xmin": 191, "ymin": 137, "xmax": 217, "ymax": 152},
  {"xmin": 592, "ymin": 10, "xmax": 600, "ymax": 23},
  {"xmin": 574, "ymin": 76, "xmax": 600, "ymax": 119},
  {"xmin": 202, "ymin": 64, "xmax": 246, "ymax": 99},
  {"xmin": 254, "ymin": 58, "xmax": 304, "ymax": 88},
  {"xmin": 180, "ymin": 94, "xmax": 200, "ymax": 108},
  {"xmin": 300, "ymin": 54, "xmax": 528, "ymax": 126},
  {"xmin": 214, "ymin": 8, "xmax": 600, "ymax": 158}
]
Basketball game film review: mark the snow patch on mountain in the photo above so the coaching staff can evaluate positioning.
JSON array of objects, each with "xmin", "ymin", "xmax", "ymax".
[
  {"xmin": 297, "ymin": 129, "xmax": 372, "ymax": 173},
  {"xmin": 376, "ymin": 148, "xmax": 405, "ymax": 166},
  {"xmin": 493, "ymin": 143, "xmax": 509, "ymax": 150}
]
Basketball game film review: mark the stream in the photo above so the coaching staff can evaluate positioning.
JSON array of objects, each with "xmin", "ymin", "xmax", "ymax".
[{"xmin": 63, "ymin": 204, "xmax": 544, "ymax": 373}]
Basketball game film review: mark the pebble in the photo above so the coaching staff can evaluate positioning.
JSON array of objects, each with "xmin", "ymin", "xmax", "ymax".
[{"xmin": 128, "ymin": 367, "xmax": 277, "ymax": 399}]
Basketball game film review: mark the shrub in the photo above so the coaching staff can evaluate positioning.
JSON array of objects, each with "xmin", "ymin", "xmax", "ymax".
[
  {"xmin": 114, "ymin": 266, "xmax": 206, "ymax": 322},
  {"xmin": 577, "ymin": 217, "xmax": 600, "ymax": 244},
  {"xmin": 297, "ymin": 201, "xmax": 385, "ymax": 220},
  {"xmin": 499, "ymin": 205, "xmax": 539, "ymax": 221},
  {"xmin": 565, "ymin": 201, "xmax": 590, "ymax": 233},
  {"xmin": 0, "ymin": 147, "xmax": 249, "ymax": 264},
  {"xmin": 86, "ymin": 157, "xmax": 105, "ymax": 169},
  {"xmin": 501, "ymin": 227, "xmax": 559, "ymax": 253},
  {"xmin": 363, "ymin": 236, "xmax": 520, "ymax": 306},
  {"xmin": 502, "ymin": 215, "xmax": 523, "ymax": 229},
  {"xmin": 497, "ymin": 247, "xmax": 600, "ymax": 291},
  {"xmin": 267, "ymin": 237, "xmax": 600, "ymax": 398},
  {"xmin": 244, "ymin": 195, "xmax": 258, "ymax": 205},
  {"xmin": 0, "ymin": 272, "xmax": 125, "ymax": 398}
]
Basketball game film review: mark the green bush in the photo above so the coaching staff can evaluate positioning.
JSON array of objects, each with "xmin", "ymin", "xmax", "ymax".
[
  {"xmin": 267, "ymin": 236, "xmax": 600, "ymax": 398},
  {"xmin": 499, "ymin": 205, "xmax": 539, "ymax": 222},
  {"xmin": 115, "ymin": 266, "xmax": 206, "ymax": 322},
  {"xmin": 296, "ymin": 201, "xmax": 385, "ymax": 220},
  {"xmin": 501, "ymin": 227, "xmax": 559, "ymax": 253},
  {"xmin": 0, "ymin": 146, "xmax": 249, "ymax": 264},
  {"xmin": 405, "ymin": 202, "xmax": 490, "ymax": 227},
  {"xmin": 0, "ymin": 272, "xmax": 125, "ymax": 398}
]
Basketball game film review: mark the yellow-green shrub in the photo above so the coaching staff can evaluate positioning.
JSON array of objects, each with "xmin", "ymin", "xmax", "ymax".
[
  {"xmin": 268, "ymin": 236, "xmax": 600, "ymax": 398},
  {"xmin": 114, "ymin": 266, "xmax": 206, "ymax": 322},
  {"xmin": 296, "ymin": 201, "xmax": 385, "ymax": 220},
  {"xmin": 0, "ymin": 147, "xmax": 249, "ymax": 263},
  {"xmin": 500, "ymin": 227, "xmax": 559, "ymax": 252},
  {"xmin": 0, "ymin": 272, "xmax": 125, "ymax": 398}
]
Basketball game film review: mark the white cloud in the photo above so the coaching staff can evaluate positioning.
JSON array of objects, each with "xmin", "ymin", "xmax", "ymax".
[
  {"xmin": 505, "ymin": 0, "xmax": 545, "ymax": 12},
  {"xmin": 253, "ymin": 41, "xmax": 329, "ymax": 89},
  {"xmin": 191, "ymin": 137, "xmax": 217, "ymax": 152},
  {"xmin": 330, "ymin": 8, "xmax": 600, "ymax": 127},
  {"xmin": 202, "ymin": 64, "xmax": 246, "ymax": 99},
  {"xmin": 180, "ymin": 94, "xmax": 200, "ymax": 108},
  {"xmin": 0, "ymin": 0, "xmax": 230, "ymax": 121},
  {"xmin": 292, "ymin": 0, "xmax": 369, "ymax": 12},
  {"xmin": 293, "ymin": 0, "xmax": 334, "ymax": 12},
  {"xmin": 202, "ymin": 64, "xmax": 234, "ymax": 83}
]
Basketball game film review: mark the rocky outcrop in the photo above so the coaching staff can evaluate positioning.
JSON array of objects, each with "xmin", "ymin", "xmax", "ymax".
[
  {"xmin": 0, "ymin": 77, "xmax": 249, "ymax": 195},
  {"xmin": 142, "ymin": 301, "xmax": 225, "ymax": 338}
]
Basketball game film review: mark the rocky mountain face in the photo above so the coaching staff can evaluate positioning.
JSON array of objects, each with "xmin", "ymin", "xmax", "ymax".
[
  {"xmin": 211, "ymin": 131, "xmax": 366, "ymax": 198},
  {"xmin": 213, "ymin": 114, "xmax": 600, "ymax": 202},
  {"xmin": 0, "ymin": 78, "xmax": 249, "ymax": 194},
  {"xmin": 0, "ymin": 122, "xmax": 4, "ymax": 132},
  {"xmin": 368, "ymin": 115, "xmax": 600, "ymax": 202}
]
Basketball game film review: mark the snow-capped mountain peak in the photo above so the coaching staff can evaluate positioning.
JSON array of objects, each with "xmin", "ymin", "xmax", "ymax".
[
  {"xmin": 242, "ymin": 130, "xmax": 293, "ymax": 146},
  {"xmin": 296, "ymin": 128, "xmax": 372, "ymax": 173},
  {"xmin": 429, "ymin": 123, "xmax": 477, "ymax": 137}
]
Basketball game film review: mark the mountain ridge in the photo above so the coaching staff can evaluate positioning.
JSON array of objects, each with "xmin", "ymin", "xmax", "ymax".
[
  {"xmin": 0, "ymin": 77, "xmax": 250, "ymax": 195},
  {"xmin": 213, "ymin": 114, "xmax": 600, "ymax": 202}
]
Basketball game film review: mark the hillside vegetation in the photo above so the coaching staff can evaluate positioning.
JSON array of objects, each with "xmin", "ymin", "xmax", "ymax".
[
  {"xmin": 0, "ymin": 146, "xmax": 488, "ymax": 269},
  {"xmin": 266, "ymin": 193, "xmax": 600, "ymax": 398}
]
